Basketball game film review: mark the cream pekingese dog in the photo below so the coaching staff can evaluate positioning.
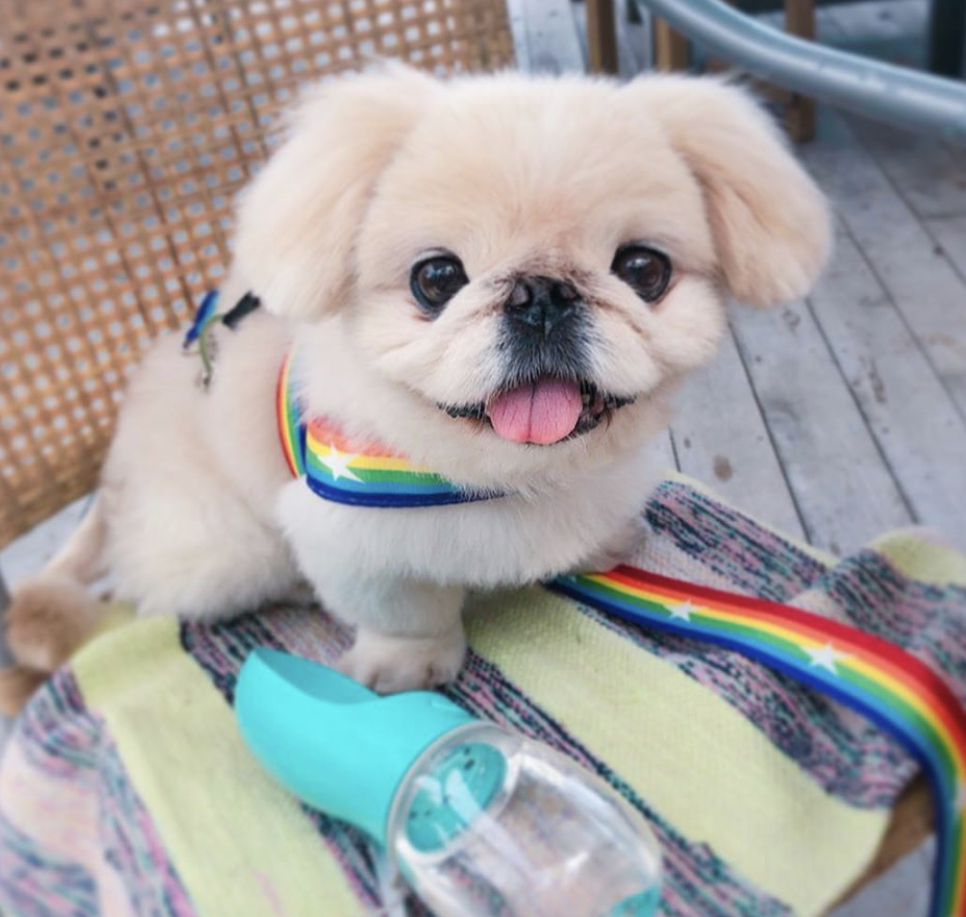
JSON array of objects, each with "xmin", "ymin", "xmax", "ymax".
[{"xmin": 1, "ymin": 65, "xmax": 830, "ymax": 704}]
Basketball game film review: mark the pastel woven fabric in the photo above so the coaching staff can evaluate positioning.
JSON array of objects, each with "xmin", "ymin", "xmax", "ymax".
[{"xmin": 3, "ymin": 476, "xmax": 966, "ymax": 917}]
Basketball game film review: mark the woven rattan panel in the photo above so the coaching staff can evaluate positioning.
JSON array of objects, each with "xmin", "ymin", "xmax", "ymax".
[{"xmin": 0, "ymin": 0, "xmax": 514, "ymax": 548}]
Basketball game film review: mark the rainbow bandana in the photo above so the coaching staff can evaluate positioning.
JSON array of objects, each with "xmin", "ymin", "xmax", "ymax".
[
  {"xmin": 276, "ymin": 347, "xmax": 498, "ymax": 507},
  {"xmin": 551, "ymin": 567, "xmax": 966, "ymax": 917},
  {"xmin": 276, "ymin": 346, "xmax": 964, "ymax": 915}
]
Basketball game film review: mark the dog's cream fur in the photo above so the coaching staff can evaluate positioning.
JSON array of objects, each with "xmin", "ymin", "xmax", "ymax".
[{"xmin": 1, "ymin": 65, "xmax": 831, "ymax": 702}]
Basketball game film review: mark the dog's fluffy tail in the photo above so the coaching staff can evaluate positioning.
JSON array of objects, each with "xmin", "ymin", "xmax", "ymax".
[{"xmin": 0, "ymin": 499, "xmax": 108, "ymax": 717}]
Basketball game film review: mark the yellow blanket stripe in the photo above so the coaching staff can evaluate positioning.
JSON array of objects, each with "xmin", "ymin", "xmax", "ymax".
[
  {"xmin": 71, "ymin": 616, "xmax": 360, "ymax": 917},
  {"xmin": 871, "ymin": 529, "xmax": 966, "ymax": 588},
  {"xmin": 465, "ymin": 588, "xmax": 890, "ymax": 917}
]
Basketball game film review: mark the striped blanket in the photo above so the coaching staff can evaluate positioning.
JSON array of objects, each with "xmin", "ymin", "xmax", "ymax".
[{"xmin": 2, "ymin": 476, "xmax": 965, "ymax": 917}]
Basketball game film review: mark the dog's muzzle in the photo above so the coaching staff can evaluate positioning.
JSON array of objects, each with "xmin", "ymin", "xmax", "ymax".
[
  {"xmin": 504, "ymin": 275, "xmax": 582, "ymax": 338},
  {"xmin": 500, "ymin": 275, "xmax": 591, "ymax": 382}
]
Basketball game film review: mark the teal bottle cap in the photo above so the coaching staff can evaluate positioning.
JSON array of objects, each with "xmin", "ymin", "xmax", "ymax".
[
  {"xmin": 235, "ymin": 648, "xmax": 474, "ymax": 844},
  {"xmin": 404, "ymin": 740, "xmax": 507, "ymax": 851}
]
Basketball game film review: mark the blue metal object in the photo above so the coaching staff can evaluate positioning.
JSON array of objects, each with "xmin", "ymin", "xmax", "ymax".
[{"xmin": 636, "ymin": 0, "xmax": 966, "ymax": 140}]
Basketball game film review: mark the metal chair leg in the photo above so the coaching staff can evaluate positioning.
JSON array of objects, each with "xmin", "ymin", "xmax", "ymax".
[
  {"xmin": 587, "ymin": 0, "xmax": 620, "ymax": 73},
  {"xmin": 784, "ymin": 0, "xmax": 816, "ymax": 142},
  {"xmin": 653, "ymin": 17, "xmax": 690, "ymax": 70},
  {"xmin": 927, "ymin": 0, "xmax": 966, "ymax": 77}
]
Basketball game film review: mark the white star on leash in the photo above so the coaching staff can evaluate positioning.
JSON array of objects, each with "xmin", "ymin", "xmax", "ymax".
[
  {"xmin": 667, "ymin": 601, "xmax": 693, "ymax": 621},
  {"xmin": 319, "ymin": 446, "xmax": 362, "ymax": 482},
  {"xmin": 805, "ymin": 643, "xmax": 850, "ymax": 675}
]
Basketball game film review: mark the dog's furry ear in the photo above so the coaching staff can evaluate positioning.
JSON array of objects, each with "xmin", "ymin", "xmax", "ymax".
[
  {"xmin": 624, "ymin": 76, "xmax": 831, "ymax": 307},
  {"xmin": 230, "ymin": 65, "xmax": 441, "ymax": 320}
]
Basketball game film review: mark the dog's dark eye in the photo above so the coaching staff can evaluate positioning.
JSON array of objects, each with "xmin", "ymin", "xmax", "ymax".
[
  {"xmin": 411, "ymin": 256, "xmax": 469, "ymax": 315},
  {"xmin": 611, "ymin": 245, "xmax": 672, "ymax": 303}
]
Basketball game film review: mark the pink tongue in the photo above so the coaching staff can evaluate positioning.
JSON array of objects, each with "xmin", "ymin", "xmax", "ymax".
[{"xmin": 487, "ymin": 378, "xmax": 583, "ymax": 445}]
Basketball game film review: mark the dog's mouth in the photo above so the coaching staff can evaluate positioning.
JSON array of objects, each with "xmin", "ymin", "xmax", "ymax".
[{"xmin": 439, "ymin": 377, "xmax": 635, "ymax": 445}]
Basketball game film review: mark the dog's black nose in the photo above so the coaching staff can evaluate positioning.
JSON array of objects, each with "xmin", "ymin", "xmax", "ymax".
[{"xmin": 505, "ymin": 276, "xmax": 582, "ymax": 337}]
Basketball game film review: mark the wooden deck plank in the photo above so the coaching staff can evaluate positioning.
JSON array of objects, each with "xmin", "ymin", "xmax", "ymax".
[
  {"xmin": 504, "ymin": 0, "xmax": 534, "ymax": 72},
  {"xmin": 730, "ymin": 299, "xmax": 913, "ymax": 556},
  {"xmin": 807, "ymin": 221, "xmax": 966, "ymax": 549},
  {"xmin": 570, "ymin": 0, "xmax": 591, "ymax": 68},
  {"xmin": 571, "ymin": 0, "xmax": 653, "ymax": 94},
  {"xmin": 926, "ymin": 214, "xmax": 966, "ymax": 281},
  {"xmin": 850, "ymin": 119, "xmax": 966, "ymax": 220},
  {"xmin": 800, "ymin": 112, "xmax": 966, "ymax": 419},
  {"xmin": 671, "ymin": 327, "xmax": 808, "ymax": 542},
  {"xmin": 644, "ymin": 425, "xmax": 679, "ymax": 477},
  {"xmin": 516, "ymin": 0, "xmax": 586, "ymax": 73},
  {"xmin": 614, "ymin": 0, "xmax": 653, "ymax": 77}
]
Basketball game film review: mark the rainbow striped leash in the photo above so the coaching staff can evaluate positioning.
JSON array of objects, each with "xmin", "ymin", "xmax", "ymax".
[
  {"xmin": 276, "ymin": 348, "xmax": 499, "ymax": 507},
  {"xmin": 550, "ymin": 566, "xmax": 966, "ymax": 917}
]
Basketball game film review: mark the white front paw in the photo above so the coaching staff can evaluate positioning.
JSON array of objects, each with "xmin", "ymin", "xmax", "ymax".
[{"xmin": 337, "ymin": 626, "xmax": 467, "ymax": 694}]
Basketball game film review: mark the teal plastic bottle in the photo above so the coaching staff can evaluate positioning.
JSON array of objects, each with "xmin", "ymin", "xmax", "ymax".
[{"xmin": 236, "ymin": 648, "xmax": 662, "ymax": 917}]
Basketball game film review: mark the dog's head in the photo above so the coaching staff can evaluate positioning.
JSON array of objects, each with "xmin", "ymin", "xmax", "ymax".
[{"xmin": 232, "ymin": 66, "xmax": 830, "ymax": 475}]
